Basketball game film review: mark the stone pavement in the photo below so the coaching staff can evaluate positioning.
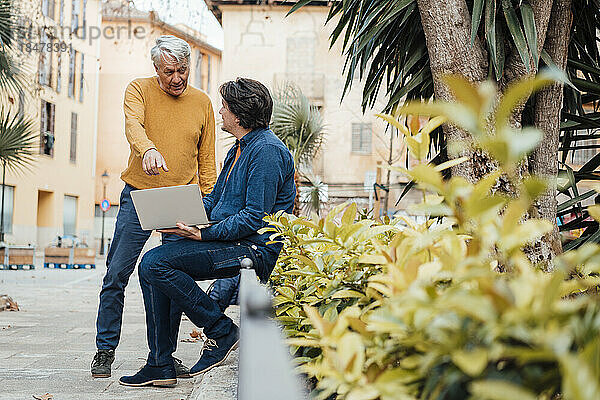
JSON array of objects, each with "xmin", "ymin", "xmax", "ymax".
[{"xmin": 0, "ymin": 244, "xmax": 238, "ymax": 400}]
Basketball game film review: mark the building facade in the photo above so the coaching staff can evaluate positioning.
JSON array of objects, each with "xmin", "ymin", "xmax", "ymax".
[
  {"xmin": 95, "ymin": 2, "xmax": 222, "ymax": 248},
  {"xmin": 205, "ymin": 0, "xmax": 405, "ymax": 214},
  {"xmin": 1, "ymin": 0, "xmax": 101, "ymax": 247}
]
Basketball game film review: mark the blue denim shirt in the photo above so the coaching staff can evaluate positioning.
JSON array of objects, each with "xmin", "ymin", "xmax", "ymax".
[{"xmin": 200, "ymin": 127, "xmax": 295, "ymax": 280}]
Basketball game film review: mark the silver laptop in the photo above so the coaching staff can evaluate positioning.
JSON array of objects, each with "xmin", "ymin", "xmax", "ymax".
[{"xmin": 130, "ymin": 184, "xmax": 211, "ymax": 230}]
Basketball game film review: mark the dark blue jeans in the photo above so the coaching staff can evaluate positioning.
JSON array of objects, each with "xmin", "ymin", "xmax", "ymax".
[
  {"xmin": 209, "ymin": 275, "xmax": 240, "ymax": 312},
  {"xmin": 95, "ymin": 184, "xmax": 182, "ymax": 352},
  {"xmin": 138, "ymin": 238, "xmax": 260, "ymax": 366}
]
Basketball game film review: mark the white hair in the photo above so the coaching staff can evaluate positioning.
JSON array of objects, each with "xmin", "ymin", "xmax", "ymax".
[{"xmin": 150, "ymin": 35, "xmax": 191, "ymax": 67}]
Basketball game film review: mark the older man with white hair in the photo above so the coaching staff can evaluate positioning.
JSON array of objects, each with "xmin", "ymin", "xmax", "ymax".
[{"xmin": 91, "ymin": 35, "xmax": 216, "ymax": 379}]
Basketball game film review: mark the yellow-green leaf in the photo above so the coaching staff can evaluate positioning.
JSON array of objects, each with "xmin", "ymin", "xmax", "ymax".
[
  {"xmin": 469, "ymin": 380, "xmax": 536, "ymax": 400},
  {"xmin": 286, "ymin": 338, "xmax": 320, "ymax": 347},
  {"xmin": 290, "ymin": 254, "xmax": 319, "ymax": 271},
  {"xmin": 376, "ymin": 113, "xmax": 411, "ymax": 136},
  {"xmin": 560, "ymin": 354, "xmax": 600, "ymax": 400},
  {"xmin": 451, "ymin": 348, "xmax": 488, "ymax": 377},
  {"xmin": 434, "ymin": 156, "xmax": 469, "ymax": 172},
  {"xmin": 342, "ymin": 202, "xmax": 358, "ymax": 226},
  {"xmin": 408, "ymin": 164, "xmax": 444, "ymax": 191},
  {"xmin": 588, "ymin": 205, "xmax": 600, "ymax": 222},
  {"xmin": 303, "ymin": 305, "xmax": 332, "ymax": 336},
  {"xmin": 421, "ymin": 115, "xmax": 446, "ymax": 135},
  {"xmin": 359, "ymin": 254, "xmax": 388, "ymax": 264},
  {"xmin": 331, "ymin": 289, "xmax": 365, "ymax": 299},
  {"xmin": 337, "ymin": 332, "xmax": 365, "ymax": 381},
  {"xmin": 277, "ymin": 286, "xmax": 296, "ymax": 299},
  {"xmin": 441, "ymin": 74, "xmax": 482, "ymax": 113},
  {"xmin": 495, "ymin": 70, "xmax": 563, "ymax": 132}
]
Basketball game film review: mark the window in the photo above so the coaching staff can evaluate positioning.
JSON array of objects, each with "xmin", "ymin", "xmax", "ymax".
[
  {"xmin": 206, "ymin": 54, "xmax": 211, "ymax": 92},
  {"xmin": 56, "ymin": 51, "xmax": 62, "ymax": 93},
  {"xmin": 0, "ymin": 185, "xmax": 14, "ymax": 235},
  {"xmin": 59, "ymin": 0, "xmax": 64, "ymax": 25},
  {"xmin": 68, "ymin": 48, "xmax": 76, "ymax": 98},
  {"xmin": 71, "ymin": 0, "xmax": 80, "ymax": 35},
  {"xmin": 70, "ymin": 112, "xmax": 77, "ymax": 162},
  {"xmin": 351, "ymin": 123, "xmax": 372, "ymax": 154},
  {"xmin": 285, "ymin": 36, "xmax": 317, "ymax": 97},
  {"xmin": 571, "ymin": 134, "xmax": 599, "ymax": 165},
  {"xmin": 194, "ymin": 50, "xmax": 203, "ymax": 89},
  {"xmin": 79, "ymin": 53, "xmax": 84, "ymax": 102},
  {"xmin": 81, "ymin": 0, "xmax": 87, "ymax": 38},
  {"xmin": 38, "ymin": 31, "xmax": 53, "ymax": 87},
  {"xmin": 40, "ymin": 100, "xmax": 55, "ymax": 156},
  {"xmin": 42, "ymin": 0, "xmax": 55, "ymax": 19},
  {"xmin": 287, "ymin": 37, "xmax": 315, "ymax": 73},
  {"xmin": 63, "ymin": 195, "xmax": 78, "ymax": 236}
]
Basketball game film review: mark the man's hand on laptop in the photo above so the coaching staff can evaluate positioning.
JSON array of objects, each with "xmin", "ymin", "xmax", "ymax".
[
  {"xmin": 142, "ymin": 149, "xmax": 169, "ymax": 175},
  {"xmin": 159, "ymin": 222, "xmax": 202, "ymax": 240}
]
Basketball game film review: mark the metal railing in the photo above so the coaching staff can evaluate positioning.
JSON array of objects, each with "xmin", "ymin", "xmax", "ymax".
[{"xmin": 238, "ymin": 258, "xmax": 306, "ymax": 400}]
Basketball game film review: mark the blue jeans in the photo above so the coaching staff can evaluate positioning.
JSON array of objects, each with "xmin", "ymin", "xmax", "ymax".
[
  {"xmin": 95, "ymin": 184, "xmax": 182, "ymax": 352},
  {"xmin": 209, "ymin": 276, "xmax": 240, "ymax": 312},
  {"xmin": 138, "ymin": 238, "xmax": 260, "ymax": 366}
]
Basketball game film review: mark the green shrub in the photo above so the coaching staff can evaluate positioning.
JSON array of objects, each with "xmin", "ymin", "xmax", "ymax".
[{"xmin": 261, "ymin": 72, "xmax": 600, "ymax": 400}]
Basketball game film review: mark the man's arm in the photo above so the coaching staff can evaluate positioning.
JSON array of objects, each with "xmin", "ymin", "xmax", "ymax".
[
  {"xmin": 202, "ymin": 190, "xmax": 216, "ymax": 219},
  {"xmin": 203, "ymin": 144, "xmax": 239, "ymax": 218},
  {"xmin": 124, "ymin": 81, "xmax": 155, "ymax": 157},
  {"xmin": 200, "ymin": 145, "xmax": 288, "ymax": 241},
  {"xmin": 197, "ymin": 101, "xmax": 217, "ymax": 195}
]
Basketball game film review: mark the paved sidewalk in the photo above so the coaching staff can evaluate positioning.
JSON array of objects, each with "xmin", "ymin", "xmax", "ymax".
[{"xmin": 0, "ymin": 244, "xmax": 238, "ymax": 400}]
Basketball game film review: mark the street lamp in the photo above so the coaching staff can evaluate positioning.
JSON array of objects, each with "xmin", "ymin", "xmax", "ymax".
[{"xmin": 100, "ymin": 170, "xmax": 109, "ymax": 255}]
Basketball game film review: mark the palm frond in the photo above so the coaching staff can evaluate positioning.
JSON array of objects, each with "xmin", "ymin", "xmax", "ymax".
[
  {"xmin": 271, "ymin": 83, "xmax": 325, "ymax": 167},
  {"xmin": 0, "ymin": 107, "xmax": 38, "ymax": 174},
  {"xmin": 0, "ymin": 0, "xmax": 28, "ymax": 97},
  {"xmin": 0, "ymin": 50, "xmax": 25, "ymax": 95},
  {"xmin": 0, "ymin": 0, "xmax": 17, "ymax": 50},
  {"xmin": 552, "ymin": 0, "xmax": 600, "ymax": 249},
  {"xmin": 299, "ymin": 174, "xmax": 327, "ymax": 215}
]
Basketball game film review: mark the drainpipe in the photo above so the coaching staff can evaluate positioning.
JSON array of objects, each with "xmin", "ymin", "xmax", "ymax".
[{"xmin": 91, "ymin": 1, "xmax": 101, "ymax": 179}]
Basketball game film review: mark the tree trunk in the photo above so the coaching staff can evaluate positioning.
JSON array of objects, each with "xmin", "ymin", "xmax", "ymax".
[
  {"xmin": 528, "ymin": 0, "xmax": 573, "ymax": 265},
  {"xmin": 293, "ymin": 170, "xmax": 301, "ymax": 216},
  {"xmin": 416, "ymin": 0, "xmax": 489, "ymax": 182},
  {"xmin": 382, "ymin": 127, "xmax": 394, "ymax": 214},
  {"xmin": 417, "ymin": 0, "xmax": 564, "ymax": 265},
  {"xmin": 417, "ymin": 0, "xmax": 555, "ymax": 179},
  {"xmin": 500, "ymin": 0, "xmax": 553, "ymax": 89}
]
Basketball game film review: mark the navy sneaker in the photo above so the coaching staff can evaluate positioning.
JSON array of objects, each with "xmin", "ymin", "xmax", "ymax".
[
  {"xmin": 190, "ymin": 325, "xmax": 239, "ymax": 376},
  {"xmin": 119, "ymin": 364, "xmax": 177, "ymax": 387}
]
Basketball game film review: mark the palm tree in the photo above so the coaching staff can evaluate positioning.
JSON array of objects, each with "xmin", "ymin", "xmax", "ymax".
[
  {"xmin": 300, "ymin": 174, "xmax": 327, "ymax": 215},
  {"xmin": 0, "ymin": 109, "xmax": 36, "ymax": 241},
  {"xmin": 0, "ymin": 0, "xmax": 36, "ymax": 242},
  {"xmin": 0, "ymin": 0, "xmax": 26, "ymax": 96},
  {"xmin": 290, "ymin": 0, "xmax": 600, "ymax": 254},
  {"xmin": 271, "ymin": 84, "xmax": 325, "ymax": 215}
]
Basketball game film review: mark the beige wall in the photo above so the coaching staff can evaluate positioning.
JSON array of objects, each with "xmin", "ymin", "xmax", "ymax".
[
  {"xmin": 2, "ymin": 0, "xmax": 101, "ymax": 247},
  {"xmin": 96, "ymin": 18, "xmax": 223, "ymax": 209},
  {"xmin": 219, "ymin": 5, "xmax": 403, "ymax": 212}
]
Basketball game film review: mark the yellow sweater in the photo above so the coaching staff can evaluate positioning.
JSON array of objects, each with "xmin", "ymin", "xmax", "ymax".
[{"xmin": 120, "ymin": 77, "xmax": 216, "ymax": 194}]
